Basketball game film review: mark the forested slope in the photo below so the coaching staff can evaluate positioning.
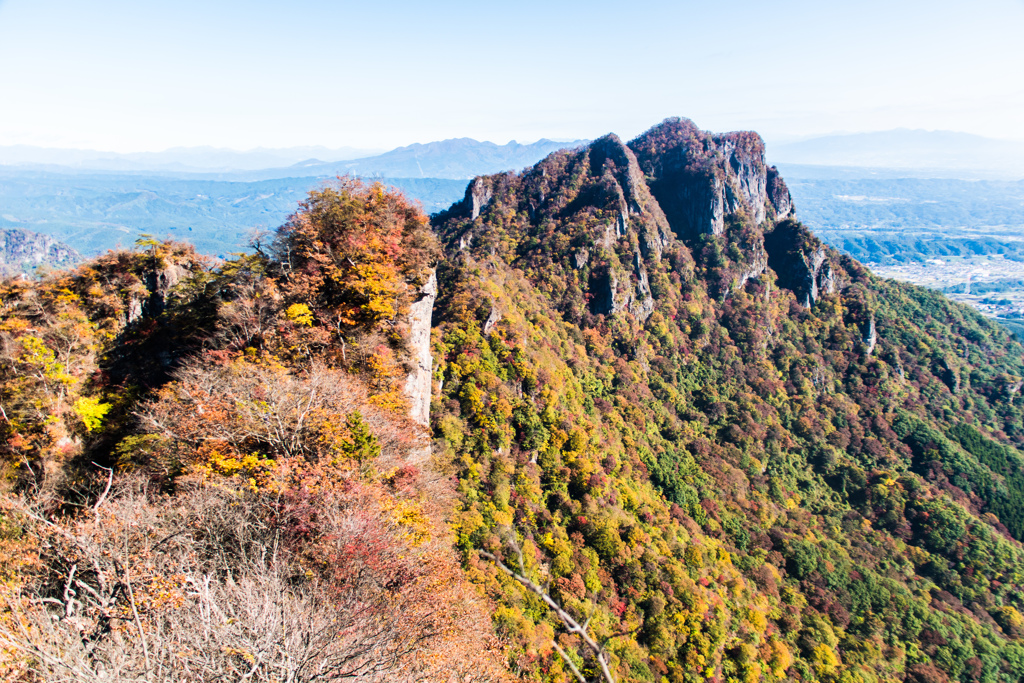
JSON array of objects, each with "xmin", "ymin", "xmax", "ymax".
[
  {"xmin": 0, "ymin": 181, "xmax": 507, "ymax": 681},
  {"xmin": 431, "ymin": 118, "xmax": 1024, "ymax": 683}
]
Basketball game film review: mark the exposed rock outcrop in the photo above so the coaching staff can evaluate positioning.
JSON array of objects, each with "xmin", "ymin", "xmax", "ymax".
[
  {"xmin": 734, "ymin": 246, "xmax": 769, "ymax": 293},
  {"xmin": 403, "ymin": 270, "xmax": 437, "ymax": 427},
  {"xmin": 0, "ymin": 228, "xmax": 80, "ymax": 277},
  {"xmin": 764, "ymin": 220, "xmax": 838, "ymax": 307},
  {"xmin": 483, "ymin": 303, "xmax": 501, "ymax": 335},
  {"xmin": 629, "ymin": 118, "xmax": 793, "ymax": 240},
  {"xmin": 449, "ymin": 175, "xmax": 502, "ymax": 252},
  {"xmin": 142, "ymin": 260, "xmax": 190, "ymax": 319},
  {"xmin": 587, "ymin": 135, "xmax": 673, "ymax": 260},
  {"xmin": 767, "ymin": 166, "xmax": 794, "ymax": 221},
  {"xmin": 862, "ymin": 316, "xmax": 877, "ymax": 356},
  {"xmin": 438, "ymin": 119, "xmax": 824, "ymax": 328},
  {"xmin": 800, "ymin": 245, "xmax": 836, "ymax": 307},
  {"xmin": 588, "ymin": 254, "xmax": 655, "ymax": 322},
  {"xmin": 573, "ymin": 248, "xmax": 589, "ymax": 270},
  {"xmin": 464, "ymin": 177, "xmax": 494, "ymax": 220}
]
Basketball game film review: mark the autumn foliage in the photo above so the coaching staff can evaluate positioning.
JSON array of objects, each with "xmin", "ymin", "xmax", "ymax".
[
  {"xmin": 271, "ymin": 177, "xmax": 439, "ymax": 331},
  {"xmin": 430, "ymin": 121, "xmax": 1024, "ymax": 682},
  {"xmin": 0, "ymin": 180, "xmax": 504, "ymax": 681}
]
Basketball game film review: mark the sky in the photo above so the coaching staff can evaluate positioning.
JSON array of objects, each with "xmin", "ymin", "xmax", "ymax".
[{"xmin": 0, "ymin": 0, "xmax": 1022, "ymax": 152}]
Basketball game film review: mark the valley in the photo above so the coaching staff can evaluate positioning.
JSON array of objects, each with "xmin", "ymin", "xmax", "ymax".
[{"xmin": 868, "ymin": 254, "xmax": 1024, "ymax": 317}]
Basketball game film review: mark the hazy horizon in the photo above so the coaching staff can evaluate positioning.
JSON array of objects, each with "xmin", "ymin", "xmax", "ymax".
[{"xmin": 2, "ymin": 128, "xmax": 1022, "ymax": 160}]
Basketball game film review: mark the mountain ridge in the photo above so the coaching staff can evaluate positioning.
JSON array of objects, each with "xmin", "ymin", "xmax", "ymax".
[
  {"xmin": 0, "ymin": 138, "xmax": 589, "ymax": 180},
  {"xmin": 0, "ymin": 227, "xmax": 80, "ymax": 277},
  {"xmin": 430, "ymin": 117, "xmax": 1024, "ymax": 681},
  {"xmin": 0, "ymin": 143, "xmax": 382, "ymax": 173}
]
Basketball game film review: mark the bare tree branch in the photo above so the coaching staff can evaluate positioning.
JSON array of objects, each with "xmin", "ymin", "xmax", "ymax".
[
  {"xmin": 553, "ymin": 641, "xmax": 589, "ymax": 683},
  {"xmin": 91, "ymin": 462, "xmax": 114, "ymax": 518},
  {"xmin": 479, "ymin": 548, "xmax": 616, "ymax": 683}
]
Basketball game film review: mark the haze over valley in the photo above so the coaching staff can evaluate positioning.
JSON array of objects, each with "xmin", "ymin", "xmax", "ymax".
[{"xmin": 4, "ymin": 129, "xmax": 1023, "ymax": 326}]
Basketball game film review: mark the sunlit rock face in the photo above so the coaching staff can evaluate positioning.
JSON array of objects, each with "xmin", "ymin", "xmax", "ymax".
[{"xmin": 404, "ymin": 269, "xmax": 436, "ymax": 428}]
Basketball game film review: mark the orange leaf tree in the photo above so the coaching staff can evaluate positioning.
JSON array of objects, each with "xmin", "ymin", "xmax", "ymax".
[{"xmin": 272, "ymin": 177, "xmax": 438, "ymax": 334}]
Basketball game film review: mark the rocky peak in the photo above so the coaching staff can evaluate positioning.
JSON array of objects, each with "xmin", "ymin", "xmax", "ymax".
[
  {"xmin": 403, "ymin": 269, "xmax": 437, "ymax": 430},
  {"xmin": 461, "ymin": 177, "xmax": 495, "ymax": 220},
  {"xmin": 142, "ymin": 259, "xmax": 191, "ymax": 319},
  {"xmin": 435, "ymin": 118, "xmax": 839, "ymax": 328},
  {"xmin": 629, "ymin": 118, "xmax": 793, "ymax": 240},
  {"xmin": 766, "ymin": 166, "xmax": 794, "ymax": 221},
  {"xmin": 587, "ymin": 134, "xmax": 672, "ymax": 260}
]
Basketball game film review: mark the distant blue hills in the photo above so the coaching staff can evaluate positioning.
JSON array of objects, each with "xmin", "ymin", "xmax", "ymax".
[
  {"xmin": 2, "ymin": 130, "xmax": 1023, "ymax": 263},
  {"xmin": 0, "ymin": 144, "xmax": 381, "ymax": 174},
  {"xmin": 0, "ymin": 138, "xmax": 587, "ymax": 180},
  {"xmin": 0, "ymin": 137, "xmax": 588, "ymax": 258},
  {"xmin": 0, "ymin": 171, "xmax": 471, "ymax": 258}
]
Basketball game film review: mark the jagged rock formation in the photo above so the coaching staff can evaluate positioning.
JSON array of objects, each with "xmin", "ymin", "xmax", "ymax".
[
  {"xmin": 141, "ymin": 259, "xmax": 192, "ymax": 319},
  {"xmin": 587, "ymin": 134, "xmax": 673, "ymax": 260},
  {"xmin": 764, "ymin": 220, "xmax": 839, "ymax": 307},
  {"xmin": 7, "ymin": 120, "xmax": 1021, "ymax": 683},
  {"xmin": 862, "ymin": 315, "xmax": 877, "ymax": 355},
  {"xmin": 629, "ymin": 118, "xmax": 793, "ymax": 239},
  {"xmin": 766, "ymin": 166, "xmax": 793, "ymax": 219},
  {"xmin": 403, "ymin": 270, "xmax": 437, "ymax": 427},
  {"xmin": 462, "ymin": 177, "xmax": 495, "ymax": 220},
  {"xmin": 438, "ymin": 118, "xmax": 836, "ymax": 324},
  {"xmin": 0, "ymin": 227, "xmax": 79, "ymax": 277}
]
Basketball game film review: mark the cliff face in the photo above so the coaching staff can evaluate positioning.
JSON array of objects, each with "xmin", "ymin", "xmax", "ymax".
[
  {"xmin": 403, "ymin": 270, "xmax": 437, "ymax": 427},
  {"xmin": 437, "ymin": 118, "xmax": 831, "ymax": 327},
  {"xmin": 763, "ymin": 219, "xmax": 839, "ymax": 307},
  {"xmin": 0, "ymin": 228, "xmax": 79, "ymax": 277},
  {"xmin": 629, "ymin": 118, "xmax": 793, "ymax": 240}
]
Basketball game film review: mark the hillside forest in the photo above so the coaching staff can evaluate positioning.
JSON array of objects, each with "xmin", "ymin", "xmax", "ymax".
[{"xmin": 2, "ymin": 119, "xmax": 1024, "ymax": 683}]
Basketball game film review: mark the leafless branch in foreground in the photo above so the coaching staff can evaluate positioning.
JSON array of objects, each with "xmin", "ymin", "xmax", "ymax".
[{"xmin": 479, "ymin": 539, "xmax": 616, "ymax": 683}]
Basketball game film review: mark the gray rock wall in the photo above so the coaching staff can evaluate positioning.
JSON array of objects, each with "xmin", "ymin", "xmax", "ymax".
[
  {"xmin": 0, "ymin": 228, "xmax": 79, "ymax": 277},
  {"xmin": 629, "ymin": 118, "xmax": 794, "ymax": 241},
  {"xmin": 403, "ymin": 270, "xmax": 437, "ymax": 427}
]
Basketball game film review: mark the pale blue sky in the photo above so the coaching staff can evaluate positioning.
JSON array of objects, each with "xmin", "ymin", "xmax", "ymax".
[{"xmin": 1, "ymin": 0, "xmax": 1022, "ymax": 151}]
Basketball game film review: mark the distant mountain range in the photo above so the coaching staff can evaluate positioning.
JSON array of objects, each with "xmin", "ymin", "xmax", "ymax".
[
  {"xmin": 0, "ymin": 138, "xmax": 587, "ymax": 180},
  {"xmin": 0, "ymin": 138, "xmax": 590, "ymax": 259},
  {"xmin": 0, "ymin": 145, "xmax": 382, "ymax": 173},
  {"xmin": 3, "ymin": 130, "xmax": 1024, "ymax": 268},
  {"xmin": 0, "ymin": 170, "xmax": 469, "ymax": 258},
  {"xmin": 769, "ymin": 129, "xmax": 1024, "ymax": 178},
  {"xmin": 10, "ymin": 130, "xmax": 1022, "ymax": 180},
  {"xmin": 277, "ymin": 137, "xmax": 589, "ymax": 180}
]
